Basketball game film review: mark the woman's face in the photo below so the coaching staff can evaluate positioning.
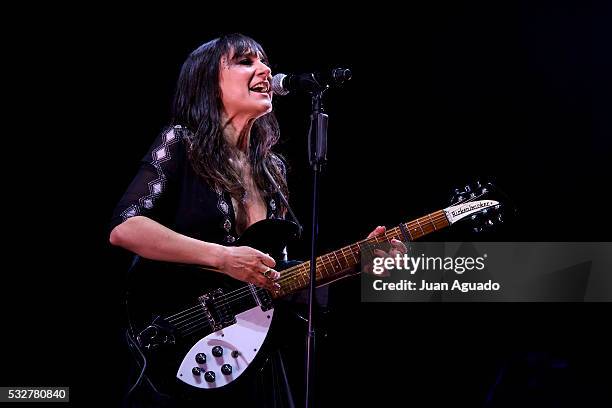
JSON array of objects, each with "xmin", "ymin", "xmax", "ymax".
[{"xmin": 219, "ymin": 50, "xmax": 273, "ymax": 120}]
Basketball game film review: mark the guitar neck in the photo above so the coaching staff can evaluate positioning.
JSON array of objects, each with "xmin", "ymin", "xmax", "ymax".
[{"xmin": 272, "ymin": 209, "xmax": 450, "ymax": 298}]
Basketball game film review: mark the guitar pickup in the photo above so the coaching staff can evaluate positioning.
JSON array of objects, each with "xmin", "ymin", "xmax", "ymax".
[
  {"xmin": 256, "ymin": 289, "xmax": 274, "ymax": 312},
  {"xmin": 199, "ymin": 289, "xmax": 237, "ymax": 331}
]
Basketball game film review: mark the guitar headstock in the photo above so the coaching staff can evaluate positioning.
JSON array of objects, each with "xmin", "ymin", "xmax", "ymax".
[{"xmin": 446, "ymin": 180, "xmax": 510, "ymax": 232}]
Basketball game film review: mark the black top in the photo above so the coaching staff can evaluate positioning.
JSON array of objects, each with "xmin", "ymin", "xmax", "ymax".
[
  {"xmin": 113, "ymin": 126, "xmax": 295, "ymax": 407},
  {"xmin": 111, "ymin": 125, "xmax": 285, "ymax": 244}
]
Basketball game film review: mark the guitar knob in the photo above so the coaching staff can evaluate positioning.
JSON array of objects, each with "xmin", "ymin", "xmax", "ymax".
[
  {"xmin": 212, "ymin": 346, "xmax": 223, "ymax": 357},
  {"xmin": 231, "ymin": 350, "xmax": 240, "ymax": 358},
  {"xmin": 221, "ymin": 364, "xmax": 233, "ymax": 375},
  {"xmin": 195, "ymin": 353, "xmax": 206, "ymax": 364},
  {"xmin": 192, "ymin": 367, "xmax": 201, "ymax": 376},
  {"xmin": 204, "ymin": 371, "xmax": 216, "ymax": 382}
]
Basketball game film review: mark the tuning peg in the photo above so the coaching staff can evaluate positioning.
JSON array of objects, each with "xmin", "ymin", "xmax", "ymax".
[
  {"xmin": 450, "ymin": 188, "xmax": 467, "ymax": 204},
  {"xmin": 465, "ymin": 184, "xmax": 477, "ymax": 198},
  {"xmin": 452, "ymin": 188, "xmax": 461, "ymax": 203},
  {"xmin": 475, "ymin": 180, "xmax": 488, "ymax": 195}
]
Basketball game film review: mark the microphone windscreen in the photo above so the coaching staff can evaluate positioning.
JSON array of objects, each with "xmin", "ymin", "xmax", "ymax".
[{"xmin": 271, "ymin": 73, "xmax": 289, "ymax": 96}]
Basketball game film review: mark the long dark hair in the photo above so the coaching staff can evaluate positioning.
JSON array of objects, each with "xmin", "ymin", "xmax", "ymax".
[{"xmin": 171, "ymin": 33, "xmax": 288, "ymax": 202}]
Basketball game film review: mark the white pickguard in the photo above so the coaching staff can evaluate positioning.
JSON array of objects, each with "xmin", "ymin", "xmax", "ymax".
[{"xmin": 176, "ymin": 306, "xmax": 274, "ymax": 388}]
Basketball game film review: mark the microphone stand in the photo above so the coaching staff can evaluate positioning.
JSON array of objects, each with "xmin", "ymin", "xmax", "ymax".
[{"xmin": 305, "ymin": 86, "xmax": 328, "ymax": 408}]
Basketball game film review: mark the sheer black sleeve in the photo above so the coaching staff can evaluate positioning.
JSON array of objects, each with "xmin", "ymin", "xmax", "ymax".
[{"xmin": 110, "ymin": 126, "xmax": 187, "ymax": 231}]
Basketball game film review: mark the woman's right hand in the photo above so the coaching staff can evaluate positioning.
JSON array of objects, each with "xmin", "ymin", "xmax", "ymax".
[{"xmin": 218, "ymin": 246, "xmax": 281, "ymax": 291}]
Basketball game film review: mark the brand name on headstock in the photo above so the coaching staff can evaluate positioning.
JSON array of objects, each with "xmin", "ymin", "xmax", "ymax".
[
  {"xmin": 445, "ymin": 200, "xmax": 499, "ymax": 224},
  {"xmin": 451, "ymin": 200, "xmax": 494, "ymax": 216}
]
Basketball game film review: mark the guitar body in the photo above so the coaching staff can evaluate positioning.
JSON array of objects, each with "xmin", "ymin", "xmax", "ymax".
[
  {"xmin": 124, "ymin": 180, "xmax": 507, "ymax": 399},
  {"xmin": 126, "ymin": 219, "xmax": 300, "ymax": 397}
]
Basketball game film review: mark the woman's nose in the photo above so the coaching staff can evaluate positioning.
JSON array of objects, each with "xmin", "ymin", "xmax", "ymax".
[{"xmin": 257, "ymin": 61, "xmax": 271, "ymax": 78}]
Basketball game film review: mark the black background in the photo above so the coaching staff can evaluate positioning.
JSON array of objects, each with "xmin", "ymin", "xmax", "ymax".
[{"xmin": 4, "ymin": 1, "xmax": 611, "ymax": 406}]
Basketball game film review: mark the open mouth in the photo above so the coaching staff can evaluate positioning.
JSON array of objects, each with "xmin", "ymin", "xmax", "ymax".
[{"xmin": 249, "ymin": 82, "xmax": 270, "ymax": 93}]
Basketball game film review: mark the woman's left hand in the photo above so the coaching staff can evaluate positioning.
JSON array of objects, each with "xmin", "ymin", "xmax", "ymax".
[{"xmin": 365, "ymin": 225, "xmax": 408, "ymax": 277}]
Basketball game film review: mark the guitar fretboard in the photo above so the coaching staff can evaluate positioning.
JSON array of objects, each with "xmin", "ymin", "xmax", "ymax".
[{"xmin": 272, "ymin": 209, "xmax": 449, "ymax": 298}]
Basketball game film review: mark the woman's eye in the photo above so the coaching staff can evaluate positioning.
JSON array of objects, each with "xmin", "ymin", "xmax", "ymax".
[{"xmin": 239, "ymin": 59, "xmax": 252, "ymax": 65}]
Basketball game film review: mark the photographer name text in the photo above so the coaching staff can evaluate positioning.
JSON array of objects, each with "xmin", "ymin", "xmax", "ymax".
[{"xmin": 372, "ymin": 279, "xmax": 501, "ymax": 292}]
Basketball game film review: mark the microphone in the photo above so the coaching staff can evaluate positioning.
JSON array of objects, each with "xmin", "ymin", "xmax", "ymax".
[{"xmin": 272, "ymin": 68, "xmax": 352, "ymax": 96}]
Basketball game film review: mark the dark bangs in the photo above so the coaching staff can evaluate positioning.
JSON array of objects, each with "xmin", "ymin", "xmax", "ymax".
[{"xmin": 219, "ymin": 33, "xmax": 269, "ymax": 64}]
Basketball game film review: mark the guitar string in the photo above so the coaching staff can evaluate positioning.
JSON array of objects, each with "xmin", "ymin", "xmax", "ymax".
[
  {"xmin": 173, "ymin": 314, "xmax": 210, "ymax": 331},
  {"xmin": 164, "ymin": 225, "xmax": 407, "ymax": 324},
  {"xmin": 180, "ymin": 321, "xmax": 212, "ymax": 337},
  {"xmin": 196, "ymin": 211, "xmax": 448, "ymax": 307},
  {"xmin": 163, "ymin": 195, "xmax": 485, "ymax": 323},
  {"xmin": 170, "ymin": 210, "xmax": 494, "ymax": 335},
  {"xmin": 160, "ymin": 197, "xmax": 493, "ymax": 335},
  {"xmin": 184, "ymin": 213, "xmax": 442, "ymax": 310},
  {"xmin": 166, "ymin": 307, "xmax": 204, "ymax": 323},
  {"xmin": 171, "ymin": 209, "xmax": 450, "ymax": 320},
  {"xmin": 164, "ymin": 211, "xmax": 450, "ymax": 324},
  {"xmin": 165, "ymin": 214, "xmax": 450, "ymax": 330}
]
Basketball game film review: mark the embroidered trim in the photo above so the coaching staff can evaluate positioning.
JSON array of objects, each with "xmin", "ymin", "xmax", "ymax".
[
  {"xmin": 216, "ymin": 189, "xmax": 236, "ymax": 243},
  {"xmin": 268, "ymin": 197, "xmax": 277, "ymax": 220},
  {"xmin": 223, "ymin": 219, "xmax": 231, "ymax": 232},
  {"xmin": 267, "ymin": 155, "xmax": 286, "ymax": 220},
  {"xmin": 120, "ymin": 127, "xmax": 181, "ymax": 222}
]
